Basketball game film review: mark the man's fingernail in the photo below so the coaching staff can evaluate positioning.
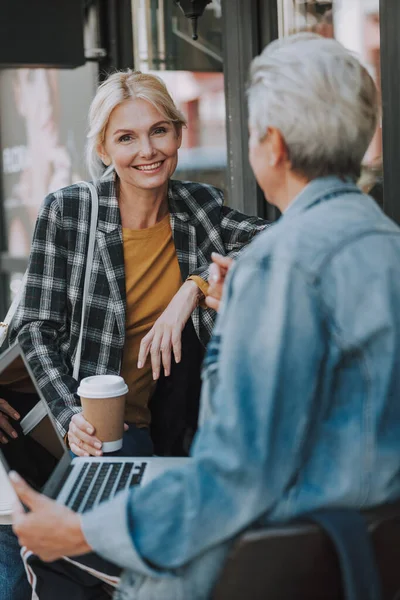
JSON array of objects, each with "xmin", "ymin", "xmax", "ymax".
[
  {"xmin": 137, "ymin": 361, "xmax": 142, "ymax": 369},
  {"xmin": 87, "ymin": 428, "xmax": 94, "ymax": 434},
  {"xmin": 9, "ymin": 471, "xmax": 21, "ymax": 483},
  {"xmin": 12, "ymin": 432, "xmax": 18, "ymax": 439},
  {"xmin": 14, "ymin": 413, "xmax": 20, "ymax": 420},
  {"xmin": 153, "ymin": 372, "xmax": 157, "ymax": 380},
  {"xmin": 94, "ymin": 442, "xmax": 102, "ymax": 449}
]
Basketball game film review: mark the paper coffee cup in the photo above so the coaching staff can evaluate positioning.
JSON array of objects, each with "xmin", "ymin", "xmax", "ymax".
[
  {"xmin": 20, "ymin": 403, "xmax": 64, "ymax": 459},
  {"xmin": 77, "ymin": 375, "xmax": 128, "ymax": 453}
]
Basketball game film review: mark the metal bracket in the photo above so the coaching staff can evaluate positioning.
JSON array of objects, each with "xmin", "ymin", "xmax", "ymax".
[{"xmin": 85, "ymin": 48, "xmax": 108, "ymax": 62}]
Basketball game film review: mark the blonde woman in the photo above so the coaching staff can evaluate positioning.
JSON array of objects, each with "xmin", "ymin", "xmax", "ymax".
[{"xmin": 6, "ymin": 70, "xmax": 267, "ymax": 459}]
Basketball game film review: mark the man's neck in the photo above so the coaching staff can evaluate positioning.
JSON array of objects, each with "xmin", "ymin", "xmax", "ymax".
[{"xmin": 272, "ymin": 174, "xmax": 310, "ymax": 213}]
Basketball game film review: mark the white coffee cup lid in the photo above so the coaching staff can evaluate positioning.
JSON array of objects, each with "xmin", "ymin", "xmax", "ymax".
[{"xmin": 77, "ymin": 375, "xmax": 128, "ymax": 399}]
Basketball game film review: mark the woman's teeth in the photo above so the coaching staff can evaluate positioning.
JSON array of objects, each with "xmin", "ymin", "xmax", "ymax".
[{"xmin": 136, "ymin": 161, "xmax": 162, "ymax": 171}]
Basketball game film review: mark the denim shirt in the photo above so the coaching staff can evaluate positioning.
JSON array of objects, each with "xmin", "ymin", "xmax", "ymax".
[{"xmin": 82, "ymin": 176, "xmax": 400, "ymax": 577}]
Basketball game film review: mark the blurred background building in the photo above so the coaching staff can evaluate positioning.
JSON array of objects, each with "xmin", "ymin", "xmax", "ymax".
[{"xmin": 0, "ymin": 0, "xmax": 397, "ymax": 316}]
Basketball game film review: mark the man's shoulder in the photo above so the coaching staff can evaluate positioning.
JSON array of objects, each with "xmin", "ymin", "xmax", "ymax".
[{"xmin": 237, "ymin": 192, "xmax": 400, "ymax": 277}]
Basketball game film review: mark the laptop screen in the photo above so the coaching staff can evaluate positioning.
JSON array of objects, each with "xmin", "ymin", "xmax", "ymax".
[{"xmin": 0, "ymin": 346, "xmax": 68, "ymax": 493}]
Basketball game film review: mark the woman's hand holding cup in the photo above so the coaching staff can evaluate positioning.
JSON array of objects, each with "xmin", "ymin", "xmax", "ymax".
[{"xmin": 67, "ymin": 413, "xmax": 104, "ymax": 457}]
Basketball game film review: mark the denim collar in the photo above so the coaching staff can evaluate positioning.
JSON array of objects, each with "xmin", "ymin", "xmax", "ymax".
[{"xmin": 283, "ymin": 176, "xmax": 361, "ymax": 219}]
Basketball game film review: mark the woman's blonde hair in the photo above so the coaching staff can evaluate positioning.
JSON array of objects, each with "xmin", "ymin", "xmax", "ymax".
[{"xmin": 86, "ymin": 70, "xmax": 187, "ymax": 180}]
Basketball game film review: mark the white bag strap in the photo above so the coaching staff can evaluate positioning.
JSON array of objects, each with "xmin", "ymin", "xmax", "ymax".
[
  {"xmin": 0, "ymin": 182, "xmax": 99, "ymax": 383},
  {"xmin": 72, "ymin": 181, "xmax": 99, "ymax": 381},
  {"xmin": 0, "ymin": 270, "xmax": 28, "ymax": 348}
]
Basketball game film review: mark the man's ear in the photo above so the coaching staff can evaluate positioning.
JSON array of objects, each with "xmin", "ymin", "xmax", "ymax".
[
  {"xmin": 96, "ymin": 143, "xmax": 111, "ymax": 166},
  {"xmin": 267, "ymin": 127, "xmax": 289, "ymax": 167}
]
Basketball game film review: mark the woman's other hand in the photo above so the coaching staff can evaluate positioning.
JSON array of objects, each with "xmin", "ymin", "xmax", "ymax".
[
  {"xmin": 138, "ymin": 280, "xmax": 202, "ymax": 380},
  {"xmin": 205, "ymin": 253, "xmax": 234, "ymax": 312},
  {"xmin": 0, "ymin": 398, "xmax": 20, "ymax": 444},
  {"xmin": 67, "ymin": 413, "xmax": 104, "ymax": 457}
]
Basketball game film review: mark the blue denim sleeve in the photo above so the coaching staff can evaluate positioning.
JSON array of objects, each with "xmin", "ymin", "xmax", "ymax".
[{"xmin": 84, "ymin": 257, "xmax": 325, "ymax": 571}]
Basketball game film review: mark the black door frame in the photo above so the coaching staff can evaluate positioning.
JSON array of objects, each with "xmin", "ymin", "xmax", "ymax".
[
  {"xmin": 221, "ymin": 0, "xmax": 279, "ymax": 219},
  {"xmin": 380, "ymin": 0, "xmax": 400, "ymax": 224}
]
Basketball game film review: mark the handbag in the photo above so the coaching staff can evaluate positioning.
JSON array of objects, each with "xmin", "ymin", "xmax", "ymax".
[{"xmin": 0, "ymin": 181, "xmax": 99, "ymax": 380}]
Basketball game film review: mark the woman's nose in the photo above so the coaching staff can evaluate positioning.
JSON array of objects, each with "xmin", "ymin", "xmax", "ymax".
[{"xmin": 138, "ymin": 137, "xmax": 156, "ymax": 159}]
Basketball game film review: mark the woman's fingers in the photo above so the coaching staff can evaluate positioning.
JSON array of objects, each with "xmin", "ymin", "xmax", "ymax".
[
  {"xmin": 69, "ymin": 420, "xmax": 102, "ymax": 450},
  {"xmin": 137, "ymin": 329, "xmax": 154, "ymax": 369},
  {"xmin": 69, "ymin": 433, "xmax": 101, "ymax": 457},
  {"xmin": 71, "ymin": 413, "xmax": 97, "ymax": 438},
  {"xmin": 69, "ymin": 414, "xmax": 102, "ymax": 456},
  {"xmin": 171, "ymin": 329, "xmax": 182, "ymax": 365},
  {"xmin": 150, "ymin": 329, "xmax": 163, "ymax": 380},
  {"xmin": 160, "ymin": 329, "xmax": 172, "ymax": 377}
]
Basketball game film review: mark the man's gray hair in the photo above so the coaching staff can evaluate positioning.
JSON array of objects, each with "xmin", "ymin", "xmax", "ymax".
[{"xmin": 248, "ymin": 33, "xmax": 379, "ymax": 180}]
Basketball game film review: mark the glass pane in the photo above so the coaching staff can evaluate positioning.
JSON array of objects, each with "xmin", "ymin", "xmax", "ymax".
[
  {"xmin": 0, "ymin": 64, "xmax": 96, "ymax": 259},
  {"xmin": 278, "ymin": 0, "xmax": 383, "ymax": 206},
  {"xmin": 131, "ymin": 0, "xmax": 227, "ymax": 193}
]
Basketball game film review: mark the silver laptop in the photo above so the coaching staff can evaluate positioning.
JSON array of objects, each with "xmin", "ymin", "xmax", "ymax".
[{"xmin": 0, "ymin": 342, "xmax": 188, "ymax": 514}]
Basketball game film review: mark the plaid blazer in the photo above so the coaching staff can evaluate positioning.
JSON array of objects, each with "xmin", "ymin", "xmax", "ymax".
[{"xmin": 10, "ymin": 171, "xmax": 267, "ymax": 436}]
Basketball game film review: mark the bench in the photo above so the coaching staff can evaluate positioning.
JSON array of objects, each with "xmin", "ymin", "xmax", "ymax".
[{"xmin": 213, "ymin": 500, "xmax": 400, "ymax": 599}]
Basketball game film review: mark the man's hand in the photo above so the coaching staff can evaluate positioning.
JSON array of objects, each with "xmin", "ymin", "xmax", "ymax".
[
  {"xmin": 10, "ymin": 471, "xmax": 92, "ymax": 562},
  {"xmin": 138, "ymin": 280, "xmax": 202, "ymax": 380},
  {"xmin": 205, "ymin": 253, "xmax": 234, "ymax": 312},
  {"xmin": 0, "ymin": 398, "xmax": 20, "ymax": 444}
]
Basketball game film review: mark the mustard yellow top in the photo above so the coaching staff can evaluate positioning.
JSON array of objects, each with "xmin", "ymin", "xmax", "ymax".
[{"xmin": 121, "ymin": 213, "xmax": 207, "ymax": 427}]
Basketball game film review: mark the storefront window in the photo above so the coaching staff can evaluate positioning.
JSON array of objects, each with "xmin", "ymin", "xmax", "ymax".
[
  {"xmin": 278, "ymin": 0, "xmax": 382, "ymax": 205},
  {"xmin": 131, "ymin": 0, "xmax": 227, "ymax": 192},
  {"xmin": 0, "ymin": 63, "xmax": 97, "ymax": 304}
]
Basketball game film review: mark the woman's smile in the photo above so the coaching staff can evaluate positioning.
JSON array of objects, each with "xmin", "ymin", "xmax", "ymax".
[{"xmin": 134, "ymin": 160, "xmax": 164, "ymax": 173}]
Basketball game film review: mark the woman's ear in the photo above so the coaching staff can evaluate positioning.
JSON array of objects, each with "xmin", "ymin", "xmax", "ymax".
[
  {"xmin": 96, "ymin": 143, "xmax": 111, "ymax": 166},
  {"xmin": 176, "ymin": 126, "xmax": 183, "ymax": 149}
]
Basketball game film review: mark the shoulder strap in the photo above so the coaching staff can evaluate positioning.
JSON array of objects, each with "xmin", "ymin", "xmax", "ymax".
[
  {"xmin": 72, "ymin": 181, "xmax": 99, "ymax": 381},
  {"xmin": 308, "ymin": 509, "xmax": 382, "ymax": 600},
  {"xmin": 0, "ymin": 270, "xmax": 28, "ymax": 348}
]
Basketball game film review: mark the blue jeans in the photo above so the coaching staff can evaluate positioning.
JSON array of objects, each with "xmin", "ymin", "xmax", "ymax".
[
  {"xmin": 107, "ymin": 424, "xmax": 153, "ymax": 457},
  {"xmin": 0, "ymin": 525, "xmax": 31, "ymax": 600}
]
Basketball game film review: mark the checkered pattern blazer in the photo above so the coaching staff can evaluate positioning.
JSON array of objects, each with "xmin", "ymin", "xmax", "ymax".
[{"xmin": 10, "ymin": 171, "xmax": 267, "ymax": 435}]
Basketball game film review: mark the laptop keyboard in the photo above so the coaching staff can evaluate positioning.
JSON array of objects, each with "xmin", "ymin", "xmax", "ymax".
[{"xmin": 65, "ymin": 461, "xmax": 147, "ymax": 513}]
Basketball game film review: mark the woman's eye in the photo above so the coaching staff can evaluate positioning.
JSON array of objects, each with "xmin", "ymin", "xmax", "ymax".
[
  {"xmin": 153, "ymin": 127, "xmax": 167, "ymax": 135},
  {"xmin": 118, "ymin": 134, "xmax": 133, "ymax": 143}
]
